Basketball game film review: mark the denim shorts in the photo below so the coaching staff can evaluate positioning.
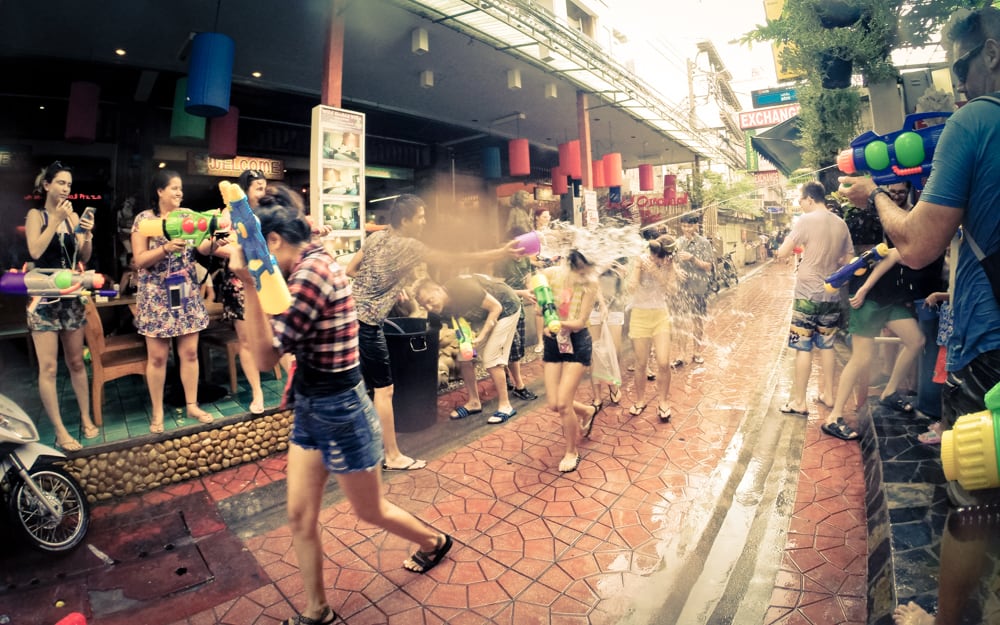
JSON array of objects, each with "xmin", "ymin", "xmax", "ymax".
[
  {"xmin": 290, "ymin": 380, "xmax": 383, "ymax": 473},
  {"xmin": 543, "ymin": 329, "xmax": 592, "ymax": 366}
]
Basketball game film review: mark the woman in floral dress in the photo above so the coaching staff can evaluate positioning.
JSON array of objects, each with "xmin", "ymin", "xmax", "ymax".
[{"xmin": 131, "ymin": 170, "xmax": 214, "ymax": 431}]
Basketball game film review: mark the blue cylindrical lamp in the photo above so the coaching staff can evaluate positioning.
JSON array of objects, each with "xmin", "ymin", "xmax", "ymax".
[
  {"xmin": 482, "ymin": 147, "xmax": 502, "ymax": 179},
  {"xmin": 186, "ymin": 32, "xmax": 235, "ymax": 117}
]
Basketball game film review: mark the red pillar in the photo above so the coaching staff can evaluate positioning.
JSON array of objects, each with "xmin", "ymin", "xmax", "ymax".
[{"xmin": 321, "ymin": 1, "xmax": 346, "ymax": 107}]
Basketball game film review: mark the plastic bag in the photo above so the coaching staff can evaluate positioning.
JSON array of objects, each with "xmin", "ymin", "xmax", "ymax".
[{"xmin": 591, "ymin": 321, "xmax": 621, "ymax": 386}]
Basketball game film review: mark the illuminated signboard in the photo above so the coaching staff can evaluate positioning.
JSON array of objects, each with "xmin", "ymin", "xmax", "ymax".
[
  {"xmin": 738, "ymin": 103, "xmax": 801, "ymax": 130},
  {"xmin": 188, "ymin": 153, "xmax": 285, "ymax": 179}
]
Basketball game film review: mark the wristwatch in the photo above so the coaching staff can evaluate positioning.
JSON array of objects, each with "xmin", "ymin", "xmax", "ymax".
[{"xmin": 868, "ymin": 187, "xmax": 890, "ymax": 206}]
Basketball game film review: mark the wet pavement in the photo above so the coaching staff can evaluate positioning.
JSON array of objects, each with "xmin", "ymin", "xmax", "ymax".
[{"xmin": 0, "ymin": 260, "xmax": 873, "ymax": 625}]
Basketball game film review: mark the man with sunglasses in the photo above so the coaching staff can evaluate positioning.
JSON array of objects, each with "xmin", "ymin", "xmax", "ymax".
[{"xmin": 840, "ymin": 8, "xmax": 1000, "ymax": 625}]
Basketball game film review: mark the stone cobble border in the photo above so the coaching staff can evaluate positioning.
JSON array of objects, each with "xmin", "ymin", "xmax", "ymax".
[{"xmin": 62, "ymin": 410, "xmax": 293, "ymax": 503}]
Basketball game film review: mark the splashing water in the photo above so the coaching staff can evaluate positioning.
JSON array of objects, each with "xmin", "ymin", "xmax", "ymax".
[{"xmin": 541, "ymin": 222, "xmax": 649, "ymax": 276}]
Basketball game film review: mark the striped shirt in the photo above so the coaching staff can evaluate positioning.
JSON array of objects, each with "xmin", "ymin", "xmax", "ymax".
[{"xmin": 270, "ymin": 244, "xmax": 358, "ymax": 373}]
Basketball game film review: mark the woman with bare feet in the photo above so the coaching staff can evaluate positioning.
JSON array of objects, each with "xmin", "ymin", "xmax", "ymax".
[
  {"xmin": 131, "ymin": 170, "xmax": 215, "ymax": 431},
  {"xmin": 540, "ymin": 250, "xmax": 600, "ymax": 473},
  {"xmin": 626, "ymin": 235, "xmax": 681, "ymax": 423},
  {"xmin": 24, "ymin": 161, "xmax": 99, "ymax": 450}
]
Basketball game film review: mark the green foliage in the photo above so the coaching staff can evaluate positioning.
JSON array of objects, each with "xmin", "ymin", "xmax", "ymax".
[
  {"xmin": 684, "ymin": 170, "xmax": 762, "ymax": 217},
  {"xmin": 796, "ymin": 83, "xmax": 862, "ymax": 170},
  {"xmin": 744, "ymin": 0, "xmax": 899, "ymax": 84},
  {"xmin": 897, "ymin": 1, "xmax": 985, "ymax": 47}
]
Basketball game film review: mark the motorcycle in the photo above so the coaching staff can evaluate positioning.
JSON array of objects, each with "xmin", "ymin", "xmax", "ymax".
[
  {"xmin": 0, "ymin": 393, "xmax": 89, "ymax": 552},
  {"xmin": 708, "ymin": 252, "xmax": 740, "ymax": 293}
]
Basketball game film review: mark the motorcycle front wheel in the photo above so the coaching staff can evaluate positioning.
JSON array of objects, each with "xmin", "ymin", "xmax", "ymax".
[{"xmin": 8, "ymin": 465, "xmax": 90, "ymax": 552}]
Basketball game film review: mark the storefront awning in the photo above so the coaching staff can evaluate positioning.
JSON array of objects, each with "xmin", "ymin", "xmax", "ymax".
[{"xmin": 750, "ymin": 116, "xmax": 802, "ymax": 178}]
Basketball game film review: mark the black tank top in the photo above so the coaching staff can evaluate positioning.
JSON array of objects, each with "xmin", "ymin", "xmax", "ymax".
[{"xmin": 34, "ymin": 210, "xmax": 78, "ymax": 269}]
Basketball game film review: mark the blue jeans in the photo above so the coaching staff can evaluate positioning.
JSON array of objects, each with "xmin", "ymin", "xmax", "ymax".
[{"xmin": 290, "ymin": 380, "xmax": 383, "ymax": 473}]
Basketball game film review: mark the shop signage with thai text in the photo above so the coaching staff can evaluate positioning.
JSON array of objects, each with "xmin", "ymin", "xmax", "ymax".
[{"xmin": 738, "ymin": 103, "xmax": 801, "ymax": 130}]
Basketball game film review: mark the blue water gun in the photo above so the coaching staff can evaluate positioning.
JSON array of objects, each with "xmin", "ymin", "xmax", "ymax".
[
  {"xmin": 218, "ymin": 181, "xmax": 292, "ymax": 315},
  {"xmin": 837, "ymin": 112, "xmax": 951, "ymax": 191},
  {"xmin": 824, "ymin": 243, "xmax": 891, "ymax": 292}
]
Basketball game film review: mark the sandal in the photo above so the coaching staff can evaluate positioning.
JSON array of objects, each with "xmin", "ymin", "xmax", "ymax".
[
  {"xmin": 280, "ymin": 605, "xmax": 337, "ymax": 625},
  {"xmin": 879, "ymin": 392, "xmax": 914, "ymax": 413},
  {"xmin": 82, "ymin": 425, "xmax": 100, "ymax": 440},
  {"xmin": 918, "ymin": 428, "xmax": 942, "ymax": 445},
  {"xmin": 582, "ymin": 402, "xmax": 601, "ymax": 438},
  {"xmin": 558, "ymin": 453, "xmax": 582, "ymax": 473},
  {"xmin": 657, "ymin": 405, "xmax": 672, "ymax": 423},
  {"xmin": 821, "ymin": 418, "xmax": 859, "ymax": 441},
  {"xmin": 628, "ymin": 403, "xmax": 646, "ymax": 417},
  {"xmin": 149, "ymin": 419, "xmax": 164, "ymax": 434},
  {"xmin": 187, "ymin": 403, "xmax": 214, "ymax": 424},
  {"xmin": 487, "ymin": 409, "xmax": 517, "ymax": 424},
  {"xmin": 404, "ymin": 534, "xmax": 454, "ymax": 574},
  {"xmin": 449, "ymin": 406, "xmax": 482, "ymax": 420},
  {"xmin": 609, "ymin": 386, "xmax": 622, "ymax": 404},
  {"xmin": 249, "ymin": 399, "xmax": 265, "ymax": 415},
  {"xmin": 54, "ymin": 438, "xmax": 83, "ymax": 453}
]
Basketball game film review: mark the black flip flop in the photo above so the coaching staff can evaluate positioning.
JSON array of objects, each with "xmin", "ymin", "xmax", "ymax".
[
  {"xmin": 821, "ymin": 419, "xmax": 859, "ymax": 441},
  {"xmin": 583, "ymin": 402, "xmax": 601, "ymax": 438},
  {"xmin": 281, "ymin": 605, "xmax": 337, "ymax": 625},
  {"xmin": 405, "ymin": 534, "xmax": 454, "ymax": 574}
]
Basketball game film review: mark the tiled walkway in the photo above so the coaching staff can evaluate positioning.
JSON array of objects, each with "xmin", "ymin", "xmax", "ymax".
[{"xmin": 0, "ymin": 260, "xmax": 871, "ymax": 625}]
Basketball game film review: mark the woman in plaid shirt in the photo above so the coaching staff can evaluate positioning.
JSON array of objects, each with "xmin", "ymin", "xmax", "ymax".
[{"xmin": 229, "ymin": 190, "xmax": 452, "ymax": 625}]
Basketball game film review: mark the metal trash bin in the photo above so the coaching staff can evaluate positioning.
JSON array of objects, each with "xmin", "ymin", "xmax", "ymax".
[{"xmin": 383, "ymin": 317, "xmax": 439, "ymax": 432}]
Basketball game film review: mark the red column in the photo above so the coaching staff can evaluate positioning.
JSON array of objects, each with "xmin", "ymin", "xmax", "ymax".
[{"xmin": 321, "ymin": 1, "xmax": 346, "ymax": 107}]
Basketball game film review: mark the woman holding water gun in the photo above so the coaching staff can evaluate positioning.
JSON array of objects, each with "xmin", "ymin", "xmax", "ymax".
[
  {"xmin": 203, "ymin": 169, "xmax": 271, "ymax": 414},
  {"xmin": 131, "ymin": 170, "xmax": 215, "ymax": 431},
  {"xmin": 539, "ymin": 249, "xmax": 600, "ymax": 473},
  {"xmin": 24, "ymin": 161, "xmax": 98, "ymax": 451}
]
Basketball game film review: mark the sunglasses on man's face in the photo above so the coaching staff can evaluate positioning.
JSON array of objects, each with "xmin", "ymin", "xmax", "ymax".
[{"xmin": 952, "ymin": 41, "xmax": 986, "ymax": 84}]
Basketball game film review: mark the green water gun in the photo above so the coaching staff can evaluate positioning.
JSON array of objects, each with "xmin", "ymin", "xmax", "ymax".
[
  {"xmin": 529, "ymin": 272, "xmax": 561, "ymax": 334},
  {"xmin": 453, "ymin": 316, "xmax": 475, "ymax": 360}
]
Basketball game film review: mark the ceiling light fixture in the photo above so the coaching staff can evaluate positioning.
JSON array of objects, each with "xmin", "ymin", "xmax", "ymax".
[
  {"xmin": 412, "ymin": 28, "xmax": 429, "ymax": 55},
  {"xmin": 251, "ymin": 71, "xmax": 262, "ymax": 78},
  {"xmin": 507, "ymin": 69, "xmax": 522, "ymax": 90},
  {"xmin": 114, "ymin": 48, "xmax": 127, "ymax": 57},
  {"xmin": 490, "ymin": 112, "xmax": 526, "ymax": 126},
  {"xmin": 420, "ymin": 70, "xmax": 434, "ymax": 89}
]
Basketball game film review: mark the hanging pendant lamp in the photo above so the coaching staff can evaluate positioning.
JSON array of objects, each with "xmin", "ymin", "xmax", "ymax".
[
  {"xmin": 170, "ymin": 77, "xmax": 206, "ymax": 141},
  {"xmin": 558, "ymin": 140, "xmax": 582, "ymax": 180},
  {"xmin": 482, "ymin": 146, "xmax": 501, "ymax": 179},
  {"xmin": 509, "ymin": 138, "xmax": 530, "ymax": 177},
  {"xmin": 65, "ymin": 81, "xmax": 100, "ymax": 143},
  {"xmin": 638, "ymin": 164, "xmax": 654, "ymax": 191},
  {"xmin": 551, "ymin": 167, "xmax": 568, "ymax": 195},
  {"xmin": 186, "ymin": 32, "xmax": 235, "ymax": 117},
  {"xmin": 592, "ymin": 159, "xmax": 605, "ymax": 188},
  {"xmin": 208, "ymin": 105, "xmax": 239, "ymax": 159},
  {"xmin": 603, "ymin": 153, "xmax": 623, "ymax": 187}
]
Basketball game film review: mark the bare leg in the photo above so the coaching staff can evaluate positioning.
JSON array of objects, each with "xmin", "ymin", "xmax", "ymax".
[
  {"xmin": 508, "ymin": 360, "xmax": 524, "ymax": 389},
  {"xmin": 881, "ymin": 318, "xmax": 924, "ymax": 401},
  {"xmin": 33, "ymin": 331, "xmax": 76, "ymax": 446},
  {"xmin": 60, "ymin": 328, "xmax": 96, "ymax": 436},
  {"xmin": 631, "ymin": 336, "xmax": 651, "ymax": 407},
  {"xmin": 488, "ymin": 365, "xmax": 513, "ymax": 414},
  {"xmin": 652, "ymin": 327, "xmax": 673, "ymax": 412},
  {"xmin": 234, "ymin": 318, "xmax": 264, "ymax": 411},
  {"xmin": 828, "ymin": 337, "xmax": 874, "ymax": 424},
  {"xmin": 285, "ymin": 445, "xmax": 333, "ymax": 622},
  {"xmin": 787, "ymin": 348, "xmax": 813, "ymax": 413},
  {"xmin": 336, "ymin": 469, "xmax": 440, "ymax": 550},
  {"xmin": 544, "ymin": 361, "xmax": 588, "ymax": 470},
  {"xmin": 373, "ymin": 385, "xmax": 424, "ymax": 470},
  {"xmin": 145, "ymin": 336, "xmax": 172, "ymax": 429},
  {"xmin": 456, "ymin": 359, "xmax": 481, "ymax": 411},
  {"xmin": 176, "ymin": 333, "xmax": 211, "ymax": 422}
]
